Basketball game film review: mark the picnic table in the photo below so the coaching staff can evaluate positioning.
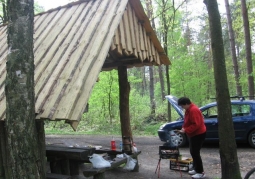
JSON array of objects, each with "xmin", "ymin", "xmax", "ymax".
[
  {"xmin": 46, "ymin": 145, "xmax": 141, "ymax": 179},
  {"xmin": 46, "ymin": 145, "xmax": 95, "ymax": 178}
]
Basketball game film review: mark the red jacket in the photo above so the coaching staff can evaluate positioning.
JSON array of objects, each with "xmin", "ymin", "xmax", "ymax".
[{"xmin": 183, "ymin": 103, "xmax": 206, "ymax": 137}]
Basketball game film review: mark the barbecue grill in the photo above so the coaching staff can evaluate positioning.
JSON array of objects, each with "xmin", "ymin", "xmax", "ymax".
[
  {"xmin": 155, "ymin": 131, "xmax": 180, "ymax": 178},
  {"xmin": 159, "ymin": 145, "xmax": 179, "ymax": 159}
]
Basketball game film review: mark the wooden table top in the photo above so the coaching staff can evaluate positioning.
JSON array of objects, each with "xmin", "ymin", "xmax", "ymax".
[{"xmin": 46, "ymin": 145, "xmax": 95, "ymax": 161}]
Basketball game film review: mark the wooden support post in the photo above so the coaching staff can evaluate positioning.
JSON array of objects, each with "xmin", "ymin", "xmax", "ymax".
[
  {"xmin": 69, "ymin": 160, "xmax": 79, "ymax": 175},
  {"xmin": 50, "ymin": 161, "xmax": 62, "ymax": 174},
  {"xmin": 36, "ymin": 120, "xmax": 46, "ymax": 178},
  {"xmin": 118, "ymin": 66, "xmax": 133, "ymax": 153},
  {"xmin": 61, "ymin": 159, "xmax": 70, "ymax": 175},
  {"xmin": 94, "ymin": 172, "xmax": 105, "ymax": 179}
]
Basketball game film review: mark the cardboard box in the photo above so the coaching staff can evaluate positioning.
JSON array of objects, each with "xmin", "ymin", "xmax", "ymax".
[{"xmin": 169, "ymin": 158, "xmax": 193, "ymax": 172}]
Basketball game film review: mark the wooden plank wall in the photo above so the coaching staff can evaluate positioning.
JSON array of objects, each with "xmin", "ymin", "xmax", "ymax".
[
  {"xmin": 110, "ymin": 3, "xmax": 161, "ymax": 66},
  {"xmin": 0, "ymin": 26, "xmax": 7, "ymax": 121}
]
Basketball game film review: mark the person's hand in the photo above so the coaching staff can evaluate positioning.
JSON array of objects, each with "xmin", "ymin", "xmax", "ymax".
[
  {"xmin": 174, "ymin": 128, "xmax": 185, "ymax": 133},
  {"xmin": 179, "ymin": 128, "xmax": 185, "ymax": 133}
]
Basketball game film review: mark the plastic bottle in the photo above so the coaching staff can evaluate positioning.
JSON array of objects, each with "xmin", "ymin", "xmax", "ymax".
[
  {"xmin": 111, "ymin": 136, "xmax": 116, "ymax": 151},
  {"xmin": 119, "ymin": 140, "xmax": 123, "ymax": 151},
  {"xmin": 132, "ymin": 143, "xmax": 137, "ymax": 153}
]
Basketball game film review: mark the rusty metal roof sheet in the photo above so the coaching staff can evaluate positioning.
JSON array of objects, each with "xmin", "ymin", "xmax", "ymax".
[{"xmin": 0, "ymin": 0, "xmax": 170, "ymax": 130}]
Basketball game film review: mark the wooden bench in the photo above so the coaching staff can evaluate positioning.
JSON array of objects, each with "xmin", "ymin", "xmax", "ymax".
[
  {"xmin": 83, "ymin": 151, "xmax": 141, "ymax": 179},
  {"xmin": 46, "ymin": 173, "xmax": 71, "ymax": 179}
]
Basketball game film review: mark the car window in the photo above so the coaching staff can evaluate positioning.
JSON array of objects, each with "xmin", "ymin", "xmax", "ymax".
[
  {"xmin": 201, "ymin": 103, "xmax": 251, "ymax": 119},
  {"xmin": 231, "ymin": 104, "xmax": 251, "ymax": 116},
  {"xmin": 202, "ymin": 106, "xmax": 218, "ymax": 119}
]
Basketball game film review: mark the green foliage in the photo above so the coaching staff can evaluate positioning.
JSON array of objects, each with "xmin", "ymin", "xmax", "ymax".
[
  {"xmin": 140, "ymin": 122, "xmax": 163, "ymax": 135},
  {"xmin": 0, "ymin": 0, "xmax": 45, "ymax": 24},
  {"xmin": 0, "ymin": 0, "xmax": 6, "ymax": 24},
  {"xmin": 34, "ymin": 1, "xmax": 45, "ymax": 14}
]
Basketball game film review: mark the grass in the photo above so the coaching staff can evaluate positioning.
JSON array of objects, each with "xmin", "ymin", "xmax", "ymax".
[{"xmin": 44, "ymin": 120, "xmax": 164, "ymax": 136}]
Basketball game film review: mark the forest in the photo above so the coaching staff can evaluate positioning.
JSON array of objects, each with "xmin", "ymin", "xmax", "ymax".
[
  {"xmin": 0, "ymin": 0, "xmax": 253, "ymax": 178},
  {"xmin": 0, "ymin": 0, "xmax": 255, "ymax": 136},
  {"xmin": 72, "ymin": 0, "xmax": 255, "ymax": 136}
]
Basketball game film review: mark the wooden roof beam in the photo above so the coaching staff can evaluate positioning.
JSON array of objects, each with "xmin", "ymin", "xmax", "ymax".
[{"xmin": 102, "ymin": 58, "xmax": 156, "ymax": 70}]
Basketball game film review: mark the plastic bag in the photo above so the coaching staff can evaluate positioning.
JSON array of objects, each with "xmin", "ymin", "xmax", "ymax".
[
  {"xmin": 123, "ymin": 153, "xmax": 137, "ymax": 170},
  {"xmin": 89, "ymin": 154, "xmax": 111, "ymax": 168},
  {"xmin": 116, "ymin": 154, "xmax": 124, "ymax": 158}
]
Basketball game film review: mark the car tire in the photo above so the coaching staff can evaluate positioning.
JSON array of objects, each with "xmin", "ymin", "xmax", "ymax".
[
  {"xmin": 169, "ymin": 130, "xmax": 187, "ymax": 147},
  {"xmin": 248, "ymin": 130, "xmax": 255, "ymax": 148}
]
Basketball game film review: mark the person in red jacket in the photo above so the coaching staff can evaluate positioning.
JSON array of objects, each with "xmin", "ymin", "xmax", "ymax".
[{"xmin": 177, "ymin": 97, "xmax": 206, "ymax": 179}]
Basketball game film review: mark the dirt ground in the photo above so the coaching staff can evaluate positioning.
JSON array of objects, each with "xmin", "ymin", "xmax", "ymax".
[{"xmin": 45, "ymin": 134, "xmax": 255, "ymax": 179}]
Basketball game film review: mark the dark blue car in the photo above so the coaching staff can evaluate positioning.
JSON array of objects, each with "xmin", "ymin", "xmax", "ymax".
[{"xmin": 158, "ymin": 95, "xmax": 255, "ymax": 148}]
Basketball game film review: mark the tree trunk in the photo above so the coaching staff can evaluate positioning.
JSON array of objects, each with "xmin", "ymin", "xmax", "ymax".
[
  {"xmin": 241, "ymin": 0, "xmax": 254, "ymax": 99},
  {"xmin": 5, "ymin": 0, "xmax": 44, "ymax": 178},
  {"xmin": 225, "ymin": 0, "xmax": 242, "ymax": 96},
  {"xmin": 165, "ymin": 59, "xmax": 171, "ymax": 122},
  {"xmin": 160, "ymin": 0, "xmax": 171, "ymax": 121},
  {"xmin": 149, "ymin": 66, "xmax": 155, "ymax": 115},
  {"xmin": 145, "ymin": 0, "xmax": 166, "ymax": 102},
  {"xmin": 107, "ymin": 72, "xmax": 114, "ymax": 125},
  {"xmin": 141, "ymin": 67, "xmax": 146, "ymax": 96},
  {"xmin": 158, "ymin": 66, "xmax": 165, "ymax": 101},
  {"xmin": 36, "ymin": 121, "xmax": 46, "ymax": 179},
  {"xmin": 204, "ymin": 0, "xmax": 241, "ymax": 179},
  {"xmin": 0, "ymin": 122, "xmax": 6, "ymax": 179},
  {"xmin": 145, "ymin": 1, "xmax": 156, "ymax": 116}
]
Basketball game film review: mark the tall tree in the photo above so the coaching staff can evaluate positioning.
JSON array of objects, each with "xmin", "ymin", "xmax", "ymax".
[
  {"xmin": 159, "ymin": 0, "xmax": 171, "ymax": 121},
  {"xmin": 145, "ymin": 0, "xmax": 156, "ymax": 115},
  {"xmin": 204, "ymin": 0, "xmax": 241, "ymax": 179},
  {"xmin": 144, "ymin": 0, "xmax": 166, "ymax": 102},
  {"xmin": 158, "ymin": 0, "xmax": 186, "ymax": 121},
  {"xmin": 149, "ymin": 66, "xmax": 156, "ymax": 115},
  {"xmin": 5, "ymin": 0, "xmax": 44, "ymax": 178},
  {"xmin": 157, "ymin": 65, "xmax": 165, "ymax": 101},
  {"xmin": 240, "ymin": 0, "xmax": 254, "ymax": 99},
  {"xmin": 141, "ymin": 67, "xmax": 147, "ymax": 96},
  {"xmin": 224, "ymin": 0, "xmax": 242, "ymax": 96}
]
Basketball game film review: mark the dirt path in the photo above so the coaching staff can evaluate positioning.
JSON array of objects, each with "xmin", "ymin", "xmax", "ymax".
[{"xmin": 46, "ymin": 134, "xmax": 255, "ymax": 179}]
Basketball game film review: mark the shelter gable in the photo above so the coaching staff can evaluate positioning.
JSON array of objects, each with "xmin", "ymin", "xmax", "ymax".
[{"xmin": 0, "ymin": 0, "xmax": 170, "ymax": 130}]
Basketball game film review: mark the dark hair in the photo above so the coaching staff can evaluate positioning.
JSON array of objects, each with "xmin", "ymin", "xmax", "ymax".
[{"xmin": 178, "ymin": 97, "xmax": 191, "ymax": 105}]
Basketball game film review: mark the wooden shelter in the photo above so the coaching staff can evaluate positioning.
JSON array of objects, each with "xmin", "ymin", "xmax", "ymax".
[{"xmin": 0, "ymin": 0, "xmax": 170, "ymax": 132}]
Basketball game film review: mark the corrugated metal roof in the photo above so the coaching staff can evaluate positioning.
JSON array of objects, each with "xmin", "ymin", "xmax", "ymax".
[{"xmin": 0, "ymin": 0, "xmax": 170, "ymax": 130}]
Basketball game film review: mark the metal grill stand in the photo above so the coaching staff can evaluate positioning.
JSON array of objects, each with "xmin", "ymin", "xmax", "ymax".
[
  {"xmin": 155, "ymin": 131, "xmax": 182, "ymax": 178},
  {"xmin": 155, "ymin": 144, "xmax": 180, "ymax": 178}
]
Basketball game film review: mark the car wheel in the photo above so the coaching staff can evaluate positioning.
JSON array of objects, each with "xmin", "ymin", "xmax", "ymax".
[
  {"xmin": 169, "ymin": 130, "xmax": 187, "ymax": 147},
  {"xmin": 248, "ymin": 130, "xmax": 255, "ymax": 148}
]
